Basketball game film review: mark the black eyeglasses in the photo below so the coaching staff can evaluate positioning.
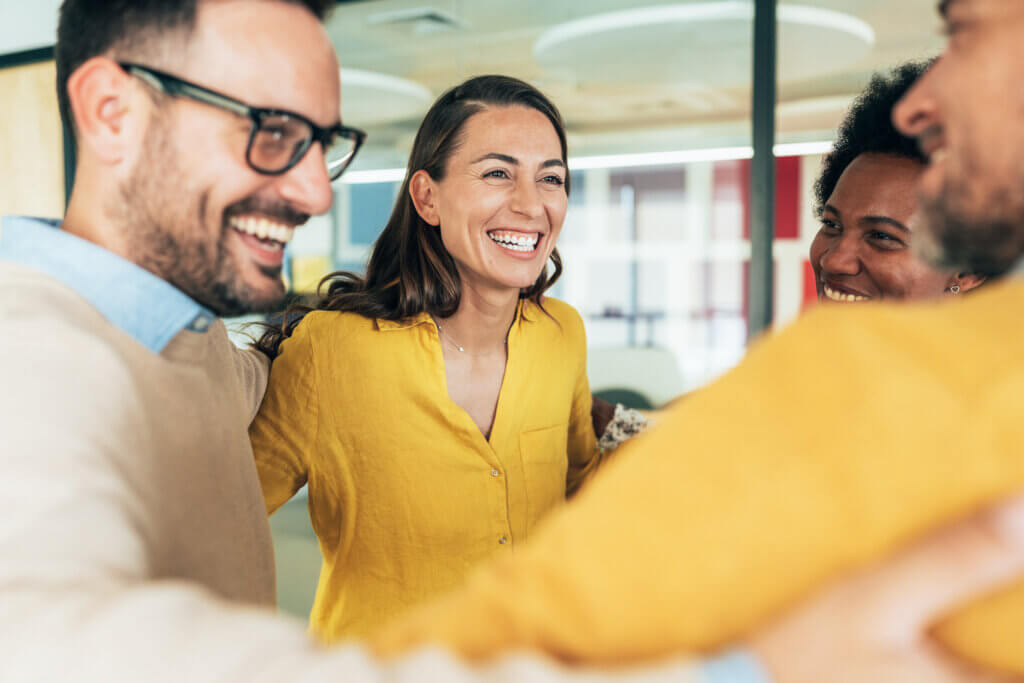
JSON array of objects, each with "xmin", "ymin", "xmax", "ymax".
[{"xmin": 120, "ymin": 62, "xmax": 366, "ymax": 181}]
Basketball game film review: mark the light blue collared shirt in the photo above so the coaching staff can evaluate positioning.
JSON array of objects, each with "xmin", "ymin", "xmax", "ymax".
[{"xmin": 0, "ymin": 216, "xmax": 216, "ymax": 353}]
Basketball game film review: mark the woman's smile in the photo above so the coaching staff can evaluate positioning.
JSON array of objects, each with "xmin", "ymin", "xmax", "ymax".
[
  {"xmin": 821, "ymin": 282, "xmax": 871, "ymax": 303},
  {"xmin": 486, "ymin": 229, "xmax": 543, "ymax": 257}
]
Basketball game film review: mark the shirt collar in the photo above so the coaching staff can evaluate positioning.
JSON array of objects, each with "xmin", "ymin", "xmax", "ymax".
[
  {"xmin": 374, "ymin": 300, "xmax": 528, "ymax": 332},
  {"xmin": 0, "ymin": 216, "xmax": 216, "ymax": 353},
  {"xmin": 376, "ymin": 313, "xmax": 433, "ymax": 332}
]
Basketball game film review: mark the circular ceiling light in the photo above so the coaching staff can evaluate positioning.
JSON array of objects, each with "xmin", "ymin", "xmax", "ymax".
[
  {"xmin": 533, "ymin": 2, "xmax": 875, "ymax": 88},
  {"xmin": 340, "ymin": 68, "xmax": 433, "ymax": 126}
]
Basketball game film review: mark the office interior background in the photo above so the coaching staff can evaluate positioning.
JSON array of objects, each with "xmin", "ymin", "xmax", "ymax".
[{"xmin": 0, "ymin": 0, "xmax": 944, "ymax": 617}]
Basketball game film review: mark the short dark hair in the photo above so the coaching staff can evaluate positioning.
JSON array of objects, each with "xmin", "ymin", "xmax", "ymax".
[
  {"xmin": 814, "ymin": 60, "xmax": 933, "ymax": 209},
  {"xmin": 55, "ymin": 0, "xmax": 335, "ymax": 139}
]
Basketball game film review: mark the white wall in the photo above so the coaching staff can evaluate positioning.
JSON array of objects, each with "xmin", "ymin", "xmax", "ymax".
[{"xmin": 0, "ymin": 1, "xmax": 60, "ymax": 55}]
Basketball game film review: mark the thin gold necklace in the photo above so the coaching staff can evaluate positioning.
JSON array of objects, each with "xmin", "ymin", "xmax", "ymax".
[{"xmin": 435, "ymin": 322, "xmax": 465, "ymax": 353}]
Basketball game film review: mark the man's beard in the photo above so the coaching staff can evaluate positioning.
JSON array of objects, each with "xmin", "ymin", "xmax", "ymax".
[
  {"xmin": 114, "ymin": 116, "xmax": 288, "ymax": 317},
  {"xmin": 916, "ymin": 173, "xmax": 1024, "ymax": 278}
]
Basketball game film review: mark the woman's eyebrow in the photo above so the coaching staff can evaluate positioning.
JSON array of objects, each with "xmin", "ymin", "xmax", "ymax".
[
  {"xmin": 861, "ymin": 216, "xmax": 911, "ymax": 233},
  {"xmin": 824, "ymin": 205, "xmax": 910, "ymax": 233},
  {"xmin": 472, "ymin": 153, "xmax": 518, "ymax": 165},
  {"xmin": 471, "ymin": 154, "xmax": 566, "ymax": 170}
]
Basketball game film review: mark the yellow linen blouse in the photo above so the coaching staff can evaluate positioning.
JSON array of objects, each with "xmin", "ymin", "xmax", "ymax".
[
  {"xmin": 250, "ymin": 297, "xmax": 600, "ymax": 642},
  {"xmin": 371, "ymin": 278, "xmax": 1024, "ymax": 674}
]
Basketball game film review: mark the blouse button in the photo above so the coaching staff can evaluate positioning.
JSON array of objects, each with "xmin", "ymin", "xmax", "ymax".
[
  {"xmin": 498, "ymin": 536, "xmax": 508, "ymax": 545},
  {"xmin": 490, "ymin": 468, "xmax": 501, "ymax": 477}
]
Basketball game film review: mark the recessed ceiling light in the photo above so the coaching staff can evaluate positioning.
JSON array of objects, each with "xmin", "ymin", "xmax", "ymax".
[
  {"xmin": 534, "ymin": 3, "xmax": 875, "ymax": 89},
  {"xmin": 536, "ymin": 3, "xmax": 873, "ymax": 55}
]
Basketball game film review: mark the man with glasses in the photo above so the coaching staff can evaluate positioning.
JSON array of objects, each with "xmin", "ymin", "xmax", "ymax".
[
  {"xmin": 0, "ymin": 0, "xmax": 371, "ymax": 679},
  {"xmin": 0, "ymin": 0, "xmax": 1020, "ymax": 681}
]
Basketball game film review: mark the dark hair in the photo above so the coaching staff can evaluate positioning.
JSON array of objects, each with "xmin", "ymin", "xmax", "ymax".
[
  {"xmin": 55, "ymin": 0, "xmax": 334, "ymax": 141},
  {"xmin": 814, "ymin": 60, "xmax": 934, "ymax": 210},
  {"xmin": 255, "ymin": 74, "xmax": 569, "ymax": 359}
]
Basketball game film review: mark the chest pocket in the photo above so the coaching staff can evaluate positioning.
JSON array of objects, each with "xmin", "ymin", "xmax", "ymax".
[{"xmin": 519, "ymin": 424, "xmax": 569, "ymax": 529}]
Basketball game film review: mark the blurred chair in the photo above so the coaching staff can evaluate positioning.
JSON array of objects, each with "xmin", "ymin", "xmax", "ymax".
[{"xmin": 588, "ymin": 347, "xmax": 684, "ymax": 409}]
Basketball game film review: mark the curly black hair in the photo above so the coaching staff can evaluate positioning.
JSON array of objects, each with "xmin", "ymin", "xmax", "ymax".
[{"xmin": 814, "ymin": 60, "xmax": 935, "ymax": 210}]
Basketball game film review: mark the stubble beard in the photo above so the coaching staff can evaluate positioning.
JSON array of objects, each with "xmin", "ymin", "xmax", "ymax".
[
  {"xmin": 115, "ymin": 115, "xmax": 286, "ymax": 317},
  {"xmin": 915, "ymin": 158, "xmax": 1024, "ymax": 278}
]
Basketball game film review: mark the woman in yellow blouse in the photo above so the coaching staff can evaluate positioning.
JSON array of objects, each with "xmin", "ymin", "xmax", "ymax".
[{"xmin": 250, "ymin": 75, "xmax": 603, "ymax": 641}]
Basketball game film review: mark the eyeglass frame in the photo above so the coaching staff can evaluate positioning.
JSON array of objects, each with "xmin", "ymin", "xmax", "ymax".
[{"xmin": 119, "ymin": 61, "xmax": 366, "ymax": 181}]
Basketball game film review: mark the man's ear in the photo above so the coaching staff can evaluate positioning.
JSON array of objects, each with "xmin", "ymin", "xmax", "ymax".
[
  {"xmin": 66, "ymin": 57, "xmax": 146, "ymax": 166},
  {"xmin": 950, "ymin": 272, "xmax": 987, "ymax": 293},
  {"xmin": 408, "ymin": 169, "xmax": 441, "ymax": 226}
]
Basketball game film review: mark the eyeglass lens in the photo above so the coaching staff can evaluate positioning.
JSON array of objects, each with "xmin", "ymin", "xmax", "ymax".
[{"xmin": 249, "ymin": 113, "xmax": 357, "ymax": 180}]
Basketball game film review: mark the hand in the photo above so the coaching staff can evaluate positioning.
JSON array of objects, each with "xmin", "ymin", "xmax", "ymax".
[{"xmin": 749, "ymin": 496, "xmax": 1024, "ymax": 682}]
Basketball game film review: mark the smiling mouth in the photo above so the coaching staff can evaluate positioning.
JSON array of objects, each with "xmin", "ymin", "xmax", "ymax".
[
  {"xmin": 228, "ymin": 215, "xmax": 296, "ymax": 251},
  {"xmin": 487, "ymin": 229, "xmax": 541, "ymax": 253},
  {"xmin": 823, "ymin": 283, "xmax": 870, "ymax": 303}
]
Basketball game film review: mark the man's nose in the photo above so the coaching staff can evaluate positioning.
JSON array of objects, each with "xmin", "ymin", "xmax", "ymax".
[
  {"xmin": 893, "ymin": 62, "xmax": 940, "ymax": 141},
  {"xmin": 275, "ymin": 143, "xmax": 334, "ymax": 217}
]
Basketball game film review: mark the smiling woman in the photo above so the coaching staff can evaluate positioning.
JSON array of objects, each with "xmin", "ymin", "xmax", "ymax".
[
  {"xmin": 250, "ymin": 75, "xmax": 606, "ymax": 642},
  {"xmin": 809, "ymin": 60, "xmax": 985, "ymax": 303}
]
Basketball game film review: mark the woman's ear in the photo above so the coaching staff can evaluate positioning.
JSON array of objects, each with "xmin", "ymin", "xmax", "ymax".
[
  {"xmin": 949, "ymin": 272, "xmax": 987, "ymax": 294},
  {"xmin": 408, "ymin": 170, "xmax": 440, "ymax": 226}
]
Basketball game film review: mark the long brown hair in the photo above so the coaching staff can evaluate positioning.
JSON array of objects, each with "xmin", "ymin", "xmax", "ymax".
[{"xmin": 255, "ymin": 74, "xmax": 569, "ymax": 358}]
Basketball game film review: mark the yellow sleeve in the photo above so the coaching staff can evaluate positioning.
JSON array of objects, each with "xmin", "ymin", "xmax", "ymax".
[
  {"xmin": 249, "ymin": 319, "xmax": 320, "ymax": 515},
  {"xmin": 564, "ymin": 310, "xmax": 601, "ymax": 497},
  {"xmin": 370, "ymin": 286, "xmax": 1024, "ymax": 674}
]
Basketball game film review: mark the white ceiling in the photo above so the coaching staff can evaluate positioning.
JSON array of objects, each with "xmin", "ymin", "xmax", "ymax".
[
  {"xmin": 328, "ymin": 0, "xmax": 946, "ymax": 167},
  {"xmin": 0, "ymin": 0, "xmax": 944, "ymax": 168}
]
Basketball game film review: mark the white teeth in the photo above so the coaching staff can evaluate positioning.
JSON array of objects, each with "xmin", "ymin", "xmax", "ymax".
[
  {"xmin": 229, "ymin": 215, "xmax": 295, "ymax": 246},
  {"xmin": 268, "ymin": 225, "xmax": 290, "ymax": 242},
  {"xmin": 823, "ymin": 284, "xmax": 869, "ymax": 303},
  {"xmin": 487, "ymin": 231, "xmax": 540, "ymax": 252}
]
